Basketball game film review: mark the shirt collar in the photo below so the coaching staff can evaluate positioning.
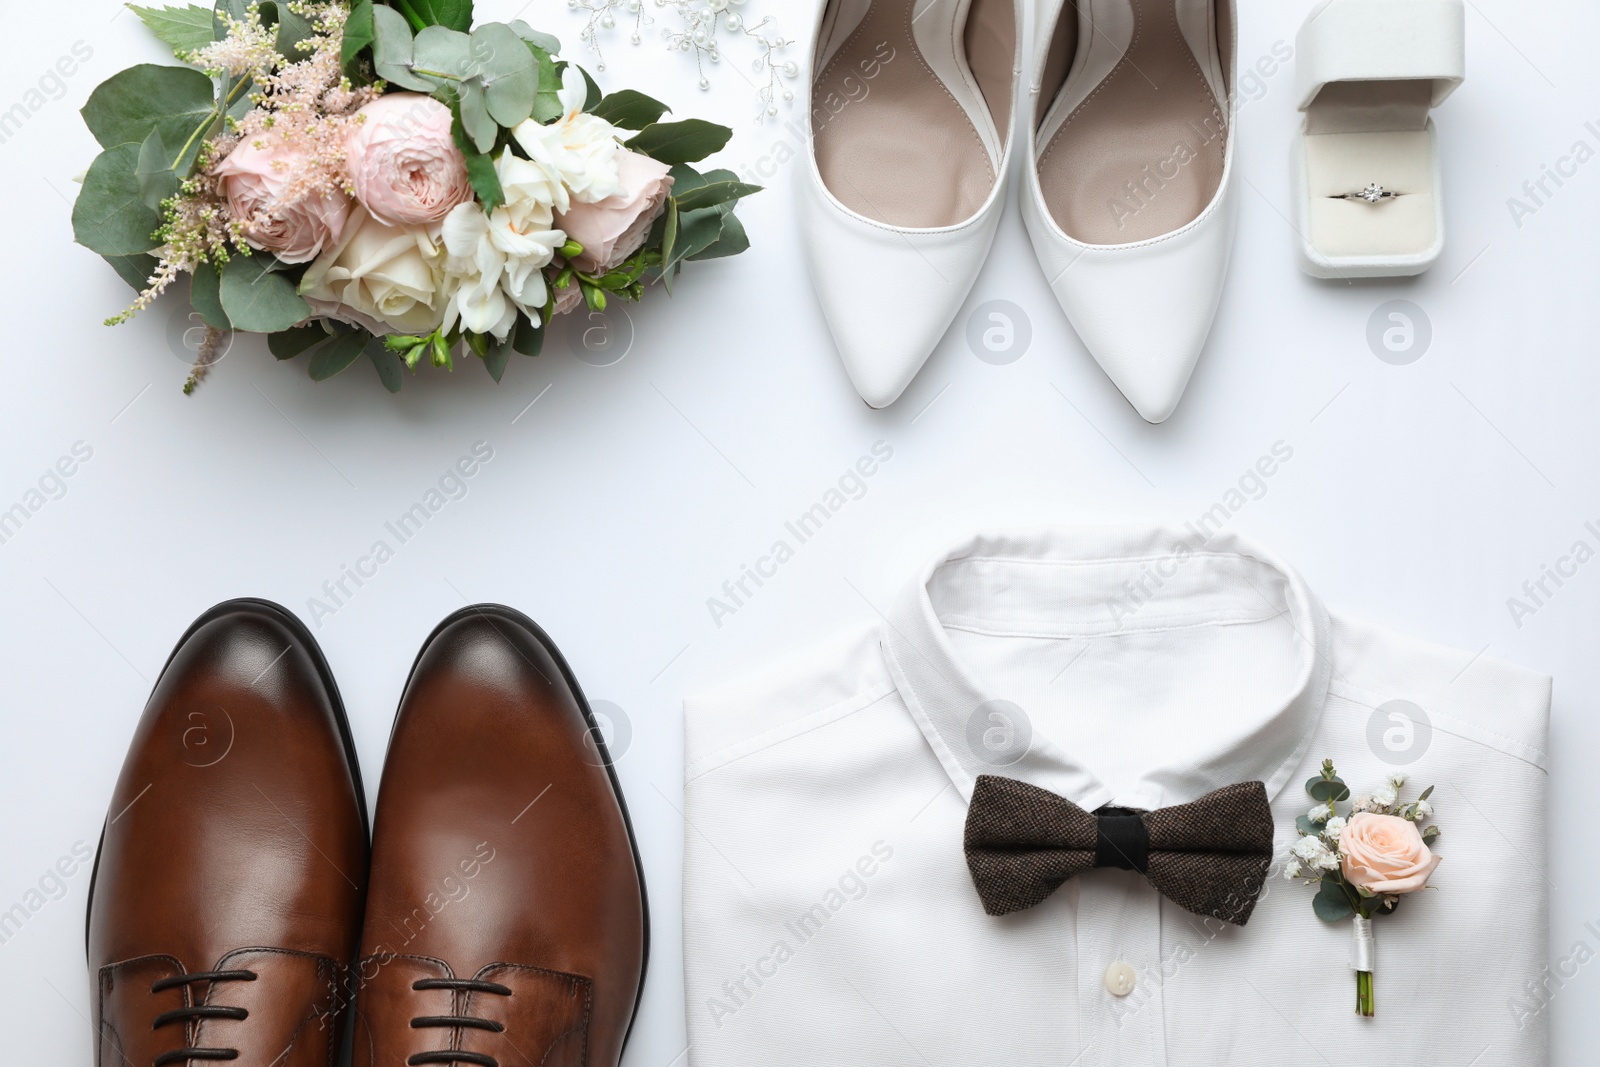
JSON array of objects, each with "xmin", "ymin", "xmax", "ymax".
[{"xmin": 880, "ymin": 526, "xmax": 1333, "ymax": 810}]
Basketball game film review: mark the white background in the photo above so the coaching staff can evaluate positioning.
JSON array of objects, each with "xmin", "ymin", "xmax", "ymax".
[{"xmin": 2, "ymin": 0, "xmax": 1596, "ymax": 1061}]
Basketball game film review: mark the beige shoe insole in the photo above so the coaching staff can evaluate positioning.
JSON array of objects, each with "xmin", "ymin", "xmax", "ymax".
[
  {"xmin": 813, "ymin": 0, "xmax": 997, "ymax": 228},
  {"xmin": 1040, "ymin": 0, "xmax": 1225, "ymax": 244}
]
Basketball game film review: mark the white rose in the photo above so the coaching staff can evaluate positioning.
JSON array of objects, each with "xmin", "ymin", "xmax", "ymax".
[{"xmin": 300, "ymin": 208, "xmax": 448, "ymax": 336}]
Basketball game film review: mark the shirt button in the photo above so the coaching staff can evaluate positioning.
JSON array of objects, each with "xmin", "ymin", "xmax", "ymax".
[{"xmin": 1103, "ymin": 961, "xmax": 1136, "ymax": 997}]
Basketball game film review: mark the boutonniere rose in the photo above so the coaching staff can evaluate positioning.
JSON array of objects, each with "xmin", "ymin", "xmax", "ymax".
[{"xmin": 1339, "ymin": 812, "xmax": 1441, "ymax": 895}]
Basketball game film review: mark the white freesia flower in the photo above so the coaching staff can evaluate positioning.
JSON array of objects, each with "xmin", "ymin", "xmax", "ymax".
[
  {"xmin": 1307, "ymin": 803, "xmax": 1332, "ymax": 823},
  {"xmin": 1283, "ymin": 859, "xmax": 1302, "ymax": 880},
  {"xmin": 510, "ymin": 67, "xmax": 625, "ymax": 206},
  {"xmin": 1323, "ymin": 816, "xmax": 1347, "ymax": 839},
  {"xmin": 440, "ymin": 152, "xmax": 566, "ymax": 342},
  {"xmin": 1372, "ymin": 784, "xmax": 1399, "ymax": 808}
]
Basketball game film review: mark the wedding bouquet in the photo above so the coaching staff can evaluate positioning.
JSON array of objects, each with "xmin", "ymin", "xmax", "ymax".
[
  {"xmin": 73, "ymin": 1, "xmax": 760, "ymax": 392},
  {"xmin": 1285, "ymin": 759, "xmax": 1442, "ymax": 1017}
]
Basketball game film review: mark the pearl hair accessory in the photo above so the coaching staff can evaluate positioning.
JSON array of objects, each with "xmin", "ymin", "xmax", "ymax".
[{"xmin": 568, "ymin": 0, "xmax": 797, "ymax": 122}]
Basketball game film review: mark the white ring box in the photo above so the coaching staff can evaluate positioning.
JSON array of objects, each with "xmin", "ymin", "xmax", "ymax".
[{"xmin": 1291, "ymin": 0, "xmax": 1465, "ymax": 278}]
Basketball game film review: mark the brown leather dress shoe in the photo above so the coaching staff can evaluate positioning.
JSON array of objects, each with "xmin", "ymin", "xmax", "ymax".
[
  {"xmin": 353, "ymin": 605, "xmax": 647, "ymax": 1067},
  {"xmin": 87, "ymin": 598, "xmax": 368, "ymax": 1067}
]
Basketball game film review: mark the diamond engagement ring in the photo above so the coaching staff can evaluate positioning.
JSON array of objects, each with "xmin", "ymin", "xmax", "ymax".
[{"xmin": 1333, "ymin": 183, "xmax": 1399, "ymax": 204}]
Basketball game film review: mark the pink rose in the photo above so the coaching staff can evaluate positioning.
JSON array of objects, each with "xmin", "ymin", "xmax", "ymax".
[
  {"xmin": 1339, "ymin": 812, "xmax": 1441, "ymax": 895},
  {"xmin": 346, "ymin": 93, "xmax": 473, "ymax": 227},
  {"xmin": 214, "ymin": 140, "xmax": 351, "ymax": 264},
  {"xmin": 551, "ymin": 280, "xmax": 583, "ymax": 316},
  {"xmin": 556, "ymin": 149, "xmax": 674, "ymax": 274}
]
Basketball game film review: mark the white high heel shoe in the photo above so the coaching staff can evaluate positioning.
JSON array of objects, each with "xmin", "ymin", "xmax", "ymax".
[
  {"xmin": 799, "ymin": 0, "xmax": 1023, "ymax": 409},
  {"xmin": 1020, "ymin": 0, "xmax": 1239, "ymax": 423}
]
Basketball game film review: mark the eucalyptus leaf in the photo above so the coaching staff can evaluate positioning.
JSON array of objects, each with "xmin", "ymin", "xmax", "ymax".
[
  {"xmin": 527, "ymin": 45, "xmax": 565, "ymax": 123},
  {"xmin": 366, "ymin": 337, "xmax": 404, "ymax": 392},
  {"xmin": 135, "ymin": 127, "xmax": 180, "ymax": 211},
  {"xmin": 219, "ymin": 254, "xmax": 310, "ymax": 333},
  {"xmin": 81, "ymin": 64, "xmax": 217, "ymax": 155},
  {"xmin": 506, "ymin": 20, "xmax": 560, "ymax": 54},
  {"xmin": 1308, "ymin": 778, "xmax": 1350, "ymax": 803},
  {"xmin": 308, "ymin": 330, "xmax": 366, "ymax": 380},
  {"xmin": 372, "ymin": 5, "xmax": 435, "ymax": 91},
  {"xmin": 268, "ymin": 323, "xmax": 327, "ymax": 359},
  {"xmin": 189, "ymin": 262, "xmax": 229, "ymax": 330},
  {"xmin": 412, "ymin": 25, "xmax": 472, "ymax": 79},
  {"xmin": 672, "ymin": 179, "xmax": 762, "ymax": 214},
  {"xmin": 667, "ymin": 163, "xmax": 708, "ymax": 198},
  {"xmin": 73, "ymin": 143, "xmax": 163, "ymax": 257},
  {"xmin": 691, "ymin": 212, "xmax": 749, "ymax": 261},
  {"xmin": 590, "ymin": 89, "xmax": 670, "ymax": 129},
  {"xmin": 658, "ymin": 199, "xmax": 678, "ymax": 283},
  {"xmin": 579, "ymin": 65, "xmax": 602, "ymax": 111},
  {"xmin": 458, "ymin": 79, "xmax": 497, "ymax": 153},
  {"xmin": 467, "ymin": 23, "xmax": 527, "ymax": 77},
  {"xmin": 625, "ymin": 119, "xmax": 732, "ymax": 166},
  {"xmin": 511, "ymin": 312, "xmax": 544, "ymax": 356},
  {"xmin": 275, "ymin": 4, "xmax": 315, "ymax": 58},
  {"xmin": 224, "ymin": 79, "xmax": 255, "ymax": 124},
  {"xmin": 342, "ymin": 0, "xmax": 375, "ymax": 74},
  {"xmin": 451, "ymin": 106, "xmax": 503, "ymax": 212},
  {"xmin": 212, "ymin": 0, "xmax": 248, "ymax": 38},
  {"xmin": 102, "ymin": 253, "xmax": 161, "ymax": 292},
  {"xmin": 666, "ymin": 205, "xmax": 725, "ymax": 272},
  {"xmin": 1312, "ymin": 880, "xmax": 1354, "ymax": 923},
  {"xmin": 1294, "ymin": 815, "xmax": 1319, "ymax": 837},
  {"xmin": 471, "ymin": 23, "xmax": 536, "ymax": 127},
  {"xmin": 482, "ymin": 336, "xmax": 513, "ymax": 382},
  {"xmin": 128, "ymin": 4, "xmax": 216, "ymax": 54}
]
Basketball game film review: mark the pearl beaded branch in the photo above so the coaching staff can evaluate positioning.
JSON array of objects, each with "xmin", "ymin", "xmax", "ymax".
[{"xmin": 567, "ymin": 0, "xmax": 798, "ymax": 123}]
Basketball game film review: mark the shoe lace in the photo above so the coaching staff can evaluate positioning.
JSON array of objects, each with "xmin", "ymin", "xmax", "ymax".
[
  {"xmin": 407, "ymin": 977, "xmax": 513, "ymax": 1067},
  {"xmin": 148, "ymin": 969, "xmax": 258, "ymax": 1066}
]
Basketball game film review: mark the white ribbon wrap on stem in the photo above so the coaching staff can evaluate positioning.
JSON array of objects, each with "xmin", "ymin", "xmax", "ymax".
[{"xmin": 1350, "ymin": 914, "xmax": 1377, "ymax": 972}]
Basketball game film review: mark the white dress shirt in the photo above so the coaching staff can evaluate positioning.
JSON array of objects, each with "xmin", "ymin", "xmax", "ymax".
[{"xmin": 682, "ymin": 527, "xmax": 1549, "ymax": 1067}]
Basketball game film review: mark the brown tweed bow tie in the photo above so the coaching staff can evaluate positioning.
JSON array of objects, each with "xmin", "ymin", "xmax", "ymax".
[{"xmin": 963, "ymin": 775, "xmax": 1275, "ymax": 925}]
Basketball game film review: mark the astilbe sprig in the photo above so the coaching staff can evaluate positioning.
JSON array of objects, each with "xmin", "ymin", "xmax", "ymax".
[{"xmin": 110, "ymin": 1, "xmax": 377, "ymax": 326}]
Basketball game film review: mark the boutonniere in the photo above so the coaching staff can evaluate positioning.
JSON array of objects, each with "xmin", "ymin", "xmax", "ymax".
[{"xmin": 1284, "ymin": 759, "xmax": 1441, "ymax": 1017}]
